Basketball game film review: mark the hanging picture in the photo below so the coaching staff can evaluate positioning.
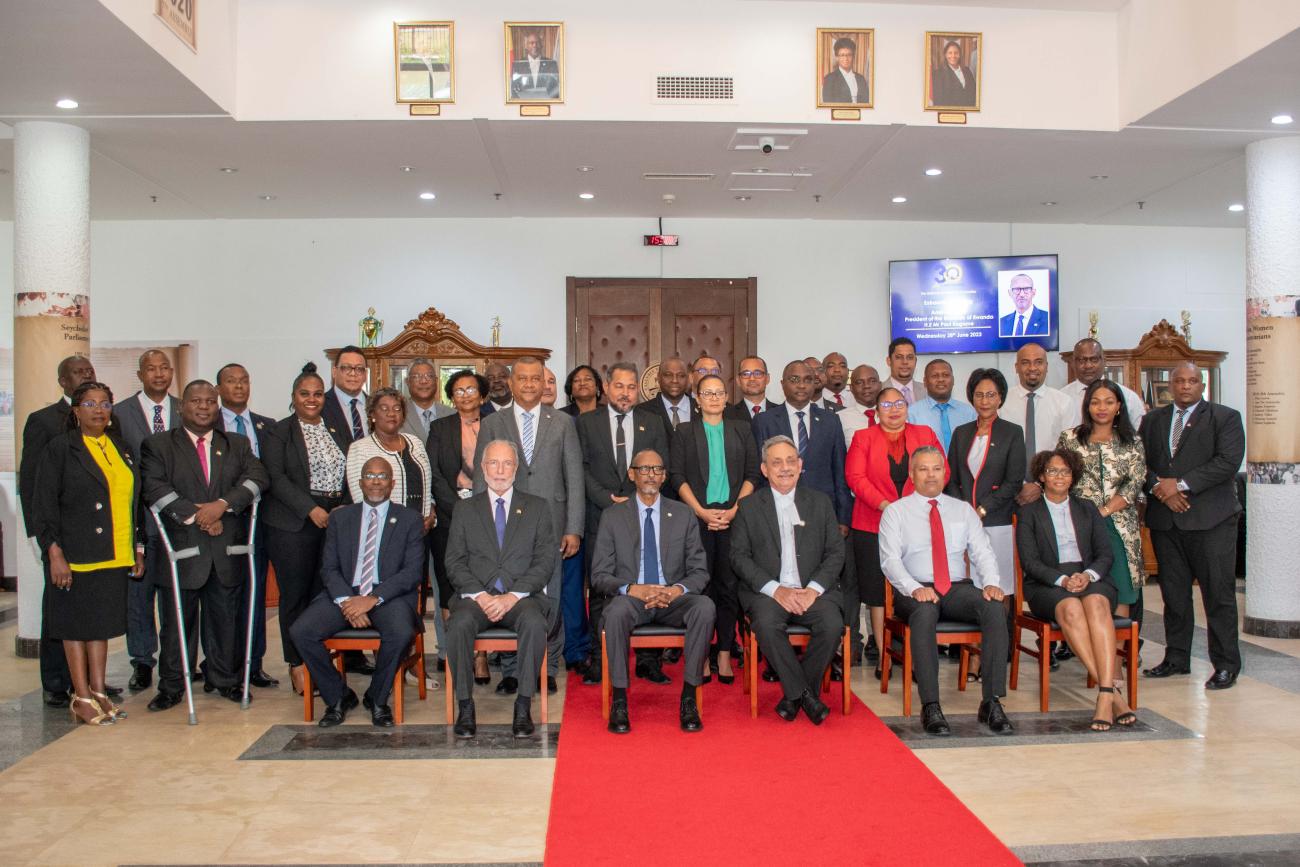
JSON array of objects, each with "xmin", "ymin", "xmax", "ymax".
[
  {"xmin": 394, "ymin": 21, "xmax": 455, "ymax": 104},
  {"xmin": 505, "ymin": 21, "xmax": 564, "ymax": 104},
  {"xmin": 816, "ymin": 28, "xmax": 874, "ymax": 109},
  {"xmin": 924, "ymin": 31, "xmax": 981, "ymax": 111}
]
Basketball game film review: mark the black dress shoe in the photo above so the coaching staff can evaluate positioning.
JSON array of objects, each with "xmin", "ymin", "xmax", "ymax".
[
  {"xmin": 608, "ymin": 697, "xmax": 631, "ymax": 734},
  {"xmin": 148, "ymin": 691, "xmax": 183, "ymax": 712},
  {"xmin": 581, "ymin": 664, "xmax": 602, "ymax": 686},
  {"xmin": 1205, "ymin": 669, "xmax": 1238, "ymax": 690},
  {"xmin": 370, "ymin": 703, "xmax": 395, "ymax": 726},
  {"xmin": 978, "ymin": 699, "xmax": 1014, "ymax": 734},
  {"xmin": 44, "ymin": 690, "xmax": 71, "ymax": 708},
  {"xmin": 761, "ymin": 666, "xmax": 780, "ymax": 683},
  {"xmin": 128, "ymin": 664, "xmax": 153, "ymax": 691},
  {"xmin": 635, "ymin": 660, "xmax": 671, "ymax": 684},
  {"xmin": 454, "ymin": 700, "xmax": 477, "ymax": 738},
  {"xmin": 830, "ymin": 662, "xmax": 844, "ymax": 683},
  {"xmin": 1143, "ymin": 660, "xmax": 1191, "ymax": 678},
  {"xmin": 249, "ymin": 670, "xmax": 279, "ymax": 688},
  {"xmin": 800, "ymin": 690, "xmax": 830, "ymax": 725},
  {"xmin": 320, "ymin": 689, "xmax": 359, "ymax": 726},
  {"xmin": 104, "ymin": 684, "xmax": 124, "ymax": 697},
  {"xmin": 206, "ymin": 684, "xmax": 249, "ymax": 704},
  {"xmin": 512, "ymin": 700, "xmax": 535, "ymax": 738},
  {"xmin": 496, "ymin": 676, "xmax": 519, "ymax": 695},
  {"xmin": 344, "ymin": 655, "xmax": 376, "ymax": 676},
  {"xmin": 663, "ymin": 648, "xmax": 682, "ymax": 665},
  {"xmin": 1054, "ymin": 643, "xmax": 1075, "ymax": 661},
  {"xmin": 921, "ymin": 702, "xmax": 950, "ymax": 736},
  {"xmin": 679, "ymin": 694, "xmax": 703, "ymax": 732},
  {"xmin": 436, "ymin": 658, "xmax": 447, "ymax": 672},
  {"xmin": 775, "ymin": 696, "xmax": 800, "ymax": 721},
  {"xmin": 547, "ymin": 675, "xmax": 558, "ymax": 694},
  {"xmin": 190, "ymin": 669, "xmax": 204, "ymax": 682}
]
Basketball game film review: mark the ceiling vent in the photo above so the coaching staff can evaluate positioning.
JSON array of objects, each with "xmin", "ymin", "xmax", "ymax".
[
  {"xmin": 727, "ymin": 171, "xmax": 812, "ymax": 193},
  {"xmin": 654, "ymin": 75, "xmax": 735, "ymax": 103},
  {"xmin": 642, "ymin": 172, "xmax": 716, "ymax": 182}
]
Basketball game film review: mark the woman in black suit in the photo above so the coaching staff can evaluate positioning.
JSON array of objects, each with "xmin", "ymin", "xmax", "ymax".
[
  {"xmin": 262, "ymin": 363, "xmax": 351, "ymax": 695},
  {"xmin": 1017, "ymin": 448, "xmax": 1135, "ymax": 731},
  {"xmin": 560, "ymin": 364, "xmax": 603, "ymax": 417},
  {"xmin": 931, "ymin": 40, "xmax": 977, "ymax": 107},
  {"xmin": 669, "ymin": 374, "xmax": 760, "ymax": 683},
  {"xmin": 34, "ymin": 381, "xmax": 145, "ymax": 726}
]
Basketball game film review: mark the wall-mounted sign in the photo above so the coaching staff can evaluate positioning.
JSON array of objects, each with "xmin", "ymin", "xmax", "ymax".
[{"xmin": 156, "ymin": 0, "xmax": 197, "ymax": 51}]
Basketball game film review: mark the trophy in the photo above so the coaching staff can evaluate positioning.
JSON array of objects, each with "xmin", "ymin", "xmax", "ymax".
[
  {"xmin": 1088, "ymin": 310, "xmax": 1099, "ymax": 339},
  {"xmin": 359, "ymin": 307, "xmax": 383, "ymax": 347},
  {"xmin": 490, "ymin": 316, "xmax": 502, "ymax": 348},
  {"xmin": 1180, "ymin": 310, "xmax": 1191, "ymax": 344}
]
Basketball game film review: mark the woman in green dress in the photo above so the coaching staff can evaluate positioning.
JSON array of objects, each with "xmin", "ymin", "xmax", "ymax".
[{"xmin": 1056, "ymin": 379, "xmax": 1146, "ymax": 616}]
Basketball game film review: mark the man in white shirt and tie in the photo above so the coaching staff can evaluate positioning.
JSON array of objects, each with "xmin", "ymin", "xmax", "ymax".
[
  {"xmin": 323, "ymin": 346, "xmax": 370, "ymax": 444},
  {"xmin": 885, "ymin": 338, "xmax": 919, "ymax": 405},
  {"xmin": 1060, "ymin": 339, "xmax": 1145, "ymax": 432},
  {"xmin": 879, "ymin": 446, "xmax": 1013, "ymax": 736},
  {"xmin": 725, "ymin": 355, "xmax": 777, "ymax": 421},
  {"xmin": 822, "ymin": 352, "xmax": 859, "ymax": 410},
  {"xmin": 401, "ymin": 357, "xmax": 452, "ymax": 440},
  {"xmin": 1001, "ymin": 342, "xmax": 1073, "ymax": 505},
  {"xmin": 839, "ymin": 364, "xmax": 883, "ymax": 450}
]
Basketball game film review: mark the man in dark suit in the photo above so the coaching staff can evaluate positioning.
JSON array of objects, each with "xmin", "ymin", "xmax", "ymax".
[
  {"xmin": 401, "ymin": 357, "xmax": 452, "ymax": 441},
  {"xmin": 636, "ymin": 356, "xmax": 698, "ymax": 434},
  {"xmin": 732, "ymin": 436, "xmax": 845, "ymax": 724},
  {"xmin": 724, "ymin": 355, "xmax": 779, "ymax": 422},
  {"xmin": 576, "ymin": 362, "xmax": 669, "ymax": 685},
  {"xmin": 214, "ymin": 362, "xmax": 278, "ymax": 689},
  {"xmin": 821, "ymin": 36, "xmax": 869, "ymax": 105},
  {"xmin": 446, "ymin": 439, "xmax": 558, "ymax": 738},
  {"xmin": 19, "ymin": 354, "xmax": 110, "ymax": 707},
  {"xmin": 483, "ymin": 360, "xmax": 513, "ymax": 414},
  {"xmin": 115, "ymin": 349, "xmax": 182, "ymax": 692},
  {"xmin": 510, "ymin": 29, "xmax": 560, "ymax": 99},
  {"xmin": 321, "ymin": 345, "xmax": 370, "ymax": 443},
  {"xmin": 290, "ymin": 456, "xmax": 426, "ymax": 727},
  {"xmin": 591, "ymin": 448, "xmax": 714, "ymax": 733},
  {"xmin": 998, "ymin": 274, "xmax": 1050, "ymax": 337},
  {"xmin": 141, "ymin": 380, "xmax": 269, "ymax": 712},
  {"xmin": 1139, "ymin": 362, "xmax": 1246, "ymax": 689}
]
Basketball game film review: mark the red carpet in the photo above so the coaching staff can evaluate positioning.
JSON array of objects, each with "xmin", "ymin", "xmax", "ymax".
[{"xmin": 544, "ymin": 662, "xmax": 1021, "ymax": 866}]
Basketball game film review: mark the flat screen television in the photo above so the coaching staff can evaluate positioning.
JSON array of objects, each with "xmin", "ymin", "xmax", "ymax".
[{"xmin": 888, "ymin": 254, "xmax": 1059, "ymax": 354}]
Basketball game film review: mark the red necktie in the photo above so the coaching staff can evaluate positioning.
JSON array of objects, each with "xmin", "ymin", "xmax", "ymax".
[
  {"xmin": 834, "ymin": 392, "xmax": 844, "ymax": 406},
  {"xmin": 928, "ymin": 499, "xmax": 951, "ymax": 595},
  {"xmin": 864, "ymin": 408, "xmax": 876, "ymax": 426},
  {"xmin": 752, "ymin": 403, "xmax": 761, "ymax": 417},
  {"xmin": 196, "ymin": 435, "xmax": 210, "ymax": 484}
]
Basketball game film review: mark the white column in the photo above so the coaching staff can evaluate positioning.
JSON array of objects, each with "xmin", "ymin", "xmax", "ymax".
[
  {"xmin": 12, "ymin": 121, "xmax": 91, "ymax": 658},
  {"xmin": 1243, "ymin": 136, "xmax": 1300, "ymax": 637}
]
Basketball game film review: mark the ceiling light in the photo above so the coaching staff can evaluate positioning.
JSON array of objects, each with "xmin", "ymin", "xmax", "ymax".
[
  {"xmin": 1228, "ymin": 203, "xmax": 1244, "ymax": 212},
  {"xmin": 1090, "ymin": 175, "xmax": 1109, "ymax": 181},
  {"xmin": 258, "ymin": 195, "xmax": 277, "ymax": 201},
  {"xmin": 577, "ymin": 165, "xmax": 594, "ymax": 172},
  {"xmin": 891, "ymin": 196, "xmax": 907, "ymax": 204},
  {"xmin": 1041, "ymin": 201, "xmax": 1057, "ymax": 206},
  {"xmin": 752, "ymin": 167, "xmax": 770, "ymax": 174},
  {"xmin": 55, "ymin": 98, "xmax": 78, "ymax": 109},
  {"xmin": 218, "ymin": 167, "xmax": 238, "ymax": 173},
  {"xmin": 924, "ymin": 168, "xmax": 943, "ymax": 176},
  {"xmin": 399, "ymin": 165, "xmax": 414, "ymax": 172},
  {"xmin": 578, "ymin": 192, "xmax": 595, "ymax": 200},
  {"xmin": 1271, "ymin": 114, "xmax": 1293, "ymax": 125},
  {"xmin": 734, "ymin": 195, "xmax": 751, "ymax": 201},
  {"xmin": 419, "ymin": 192, "xmax": 436, "ymax": 200}
]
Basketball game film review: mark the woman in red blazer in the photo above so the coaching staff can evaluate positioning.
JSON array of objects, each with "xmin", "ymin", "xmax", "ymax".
[{"xmin": 845, "ymin": 387, "xmax": 948, "ymax": 676}]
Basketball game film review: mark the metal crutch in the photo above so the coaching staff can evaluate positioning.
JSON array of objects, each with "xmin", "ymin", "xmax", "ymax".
[
  {"xmin": 149, "ymin": 504, "xmax": 202, "ymax": 726},
  {"xmin": 227, "ymin": 498, "xmax": 261, "ymax": 710}
]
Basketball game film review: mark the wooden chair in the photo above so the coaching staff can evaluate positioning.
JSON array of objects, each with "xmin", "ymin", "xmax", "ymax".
[
  {"xmin": 1009, "ymin": 522, "xmax": 1139, "ymax": 712},
  {"xmin": 599, "ymin": 625, "xmax": 703, "ymax": 720},
  {"xmin": 743, "ymin": 621, "xmax": 852, "ymax": 718},
  {"xmin": 445, "ymin": 628, "xmax": 548, "ymax": 724},
  {"xmin": 880, "ymin": 582, "xmax": 982, "ymax": 717}
]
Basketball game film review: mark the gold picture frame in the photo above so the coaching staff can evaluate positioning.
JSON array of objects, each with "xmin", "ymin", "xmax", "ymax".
[
  {"xmin": 924, "ymin": 31, "xmax": 982, "ymax": 112},
  {"xmin": 816, "ymin": 28, "xmax": 874, "ymax": 109},
  {"xmin": 394, "ymin": 21, "xmax": 455, "ymax": 105},
  {"xmin": 505, "ymin": 21, "xmax": 564, "ymax": 104}
]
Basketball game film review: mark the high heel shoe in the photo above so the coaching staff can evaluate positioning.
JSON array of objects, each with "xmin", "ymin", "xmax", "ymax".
[
  {"xmin": 90, "ymin": 691, "xmax": 126, "ymax": 720},
  {"xmin": 1111, "ymin": 679, "xmax": 1137, "ymax": 726},
  {"xmin": 1090, "ymin": 686, "xmax": 1115, "ymax": 732},
  {"xmin": 70, "ymin": 695, "xmax": 114, "ymax": 726}
]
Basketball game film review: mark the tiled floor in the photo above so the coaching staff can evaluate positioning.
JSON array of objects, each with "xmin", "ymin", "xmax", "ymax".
[{"xmin": 0, "ymin": 583, "xmax": 1297, "ymax": 865}]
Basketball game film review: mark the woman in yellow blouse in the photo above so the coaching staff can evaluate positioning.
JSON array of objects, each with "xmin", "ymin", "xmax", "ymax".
[{"xmin": 34, "ymin": 382, "xmax": 145, "ymax": 726}]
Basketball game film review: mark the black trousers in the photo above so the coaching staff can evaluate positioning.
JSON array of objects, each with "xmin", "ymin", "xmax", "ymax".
[
  {"xmin": 892, "ymin": 581, "xmax": 1008, "ymax": 705},
  {"xmin": 266, "ymin": 523, "xmax": 326, "ymax": 666},
  {"xmin": 446, "ymin": 595, "xmax": 548, "ymax": 701},
  {"xmin": 1151, "ymin": 517, "xmax": 1240, "ymax": 673},
  {"xmin": 157, "ymin": 570, "xmax": 243, "ymax": 696},
  {"xmin": 839, "ymin": 531, "xmax": 860, "ymax": 645},
  {"xmin": 747, "ymin": 592, "xmax": 843, "ymax": 700},
  {"xmin": 699, "ymin": 518, "xmax": 739, "ymax": 655},
  {"xmin": 290, "ymin": 594, "xmax": 417, "ymax": 708},
  {"xmin": 38, "ymin": 556, "xmax": 72, "ymax": 693},
  {"xmin": 602, "ymin": 593, "xmax": 716, "ymax": 689}
]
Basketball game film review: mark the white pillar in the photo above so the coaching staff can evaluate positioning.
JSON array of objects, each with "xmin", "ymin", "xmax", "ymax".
[
  {"xmin": 12, "ymin": 121, "xmax": 91, "ymax": 657},
  {"xmin": 1243, "ymin": 136, "xmax": 1300, "ymax": 638}
]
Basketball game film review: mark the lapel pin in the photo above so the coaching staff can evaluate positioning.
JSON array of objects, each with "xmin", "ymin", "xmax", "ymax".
[
  {"xmin": 329, "ymin": 427, "xmax": 337, "ymax": 433},
  {"xmin": 516, "ymin": 508, "xmax": 523, "ymax": 515},
  {"xmin": 666, "ymin": 511, "xmax": 672, "ymax": 517},
  {"xmin": 256, "ymin": 422, "xmax": 265, "ymax": 430},
  {"xmin": 215, "ymin": 450, "xmax": 223, "ymax": 456},
  {"xmin": 389, "ymin": 517, "xmax": 397, "ymax": 524},
  {"xmin": 638, "ymin": 426, "xmax": 645, "ymax": 432}
]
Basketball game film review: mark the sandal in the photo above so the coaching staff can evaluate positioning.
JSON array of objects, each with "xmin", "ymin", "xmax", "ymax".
[
  {"xmin": 1111, "ymin": 679, "xmax": 1137, "ymax": 726},
  {"xmin": 90, "ymin": 690, "xmax": 127, "ymax": 720},
  {"xmin": 70, "ymin": 695, "xmax": 114, "ymax": 726},
  {"xmin": 1090, "ymin": 686, "xmax": 1114, "ymax": 732}
]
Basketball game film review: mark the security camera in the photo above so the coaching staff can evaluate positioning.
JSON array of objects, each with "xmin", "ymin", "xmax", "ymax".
[{"xmin": 759, "ymin": 136, "xmax": 775, "ymax": 154}]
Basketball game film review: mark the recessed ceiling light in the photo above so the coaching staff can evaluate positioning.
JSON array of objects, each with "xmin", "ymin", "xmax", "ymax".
[
  {"xmin": 419, "ymin": 192, "xmax": 436, "ymax": 200},
  {"xmin": 399, "ymin": 165, "xmax": 415, "ymax": 173},
  {"xmin": 752, "ymin": 167, "xmax": 769, "ymax": 173},
  {"xmin": 891, "ymin": 196, "xmax": 907, "ymax": 204},
  {"xmin": 734, "ymin": 195, "xmax": 751, "ymax": 201},
  {"xmin": 1089, "ymin": 175, "xmax": 1109, "ymax": 181},
  {"xmin": 258, "ymin": 195, "xmax": 277, "ymax": 201},
  {"xmin": 218, "ymin": 167, "xmax": 238, "ymax": 173},
  {"xmin": 55, "ymin": 98, "xmax": 78, "ymax": 109},
  {"xmin": 1271, "ymin": 114, "xmax": 1293, "ymax": 125},
  {"xmin": 576, "ymin": 165, "xmax": 594, "ymax": 172},
  {"xmin": 578, "ymin": 192, "xmax": 595, "ymax": 199},
  {"xmin": 924, "ymin": 168, "xmax": 943, "ymax": 176},
  {"xmin": 1228, "ymin": 203, "xmax": 1245, "ymax": 212},
  {"xmin": 1041, "ymin": 201, "xmax": 1057, "ymax": 206}
]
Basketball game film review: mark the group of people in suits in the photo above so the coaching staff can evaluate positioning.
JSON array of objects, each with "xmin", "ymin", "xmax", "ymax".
[{"xmin": 20, "ymin": 333, "xmax": 1246, "ymax": 736}]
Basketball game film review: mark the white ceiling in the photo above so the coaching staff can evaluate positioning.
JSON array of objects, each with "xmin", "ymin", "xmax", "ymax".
[{"xmin": 746, "ymin": 0, "xmax": 1128, "ymax": 9}]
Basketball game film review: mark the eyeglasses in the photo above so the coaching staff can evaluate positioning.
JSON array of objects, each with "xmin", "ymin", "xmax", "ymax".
[
  {"xmin": 361, "ymin": 472, "xmax": 391, "ymax": 481},
  {"xmin": 971, "ymin": 391, "xmax": 1001, "ymax": 401},
  {"xmin": 695, "ymin": 367, "xmax": 721, "ymax": 377},
  {"xmin": 631, "ymin": 465, "xmax": 666, "ymax": 475},
  {"xmin": 408, "ymin": 373, "xmax": 434, "ymax": 381},
  {"xmin": 1010, "ymin": 287, "xmax": 1034, "ymax": 294},
  {"xmin": 784, "ymin": 375, "xmax": 816, "ymax": 385},
  {"xmin": 483, "ymin": 459, "xmax": 517, "ymax": 470},
  {"xmin": 738, "ymin": 370, "xmax": 767, "ymax": 379},
  {"xmin": 698, "ymin": 390, "xmax": 727, "ymax": 399},
  {"xmin": 453, "ymin": 386, "xmax": 479, "ymax": 397},
  {"xmin": 878, "ymin": 399, "xmax": 907, "ymax": 410},
  {"xmin": 337, "ymin": 364, "xmax": 367, "ymax": 375},
  {"xmin": 1042, "ymin": 467, "xmax": 1072, "ymax": 477},
  {"xmin": 78, "ymin": 400, "xmax": 113, "ymax": 410}
]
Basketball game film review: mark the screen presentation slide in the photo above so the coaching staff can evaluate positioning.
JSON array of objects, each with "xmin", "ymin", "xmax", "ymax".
[{"xmin": 888, "ymin": 254, "xmax": 1059, "ymax": 354}]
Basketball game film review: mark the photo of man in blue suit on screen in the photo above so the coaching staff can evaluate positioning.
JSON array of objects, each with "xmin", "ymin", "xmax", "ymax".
[{"xmin": 998, "ymin": 273, "xmax": 1050, "ymax": 337}]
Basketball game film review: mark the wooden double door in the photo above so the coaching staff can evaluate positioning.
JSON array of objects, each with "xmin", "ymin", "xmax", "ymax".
[{"xmin": 566, "ymin": 277, "xmax": 757, "ymax": 400}]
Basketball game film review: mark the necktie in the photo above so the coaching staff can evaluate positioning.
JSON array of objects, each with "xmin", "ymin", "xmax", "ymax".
[
  {"xmin": 195, "ymin": 435, "xmax": 209, "ymax": 484},
  {"xmin": 520, "ymin": 410, "xmax": 535, "ymax": 464},
  {"xmin": 358, "ymin": 507, "xmax": 378, "ymax": 596},
  {"xmin": 422, "ymin": 409, "xmax": 432, "ymax": 429},
  {"xmin": 752, "ymin": 403, "xmax": 761, "ymax": 417},
  {"xmin": 493, "ymin": 497, "xmax": 507, "ymax": 592},
  {"xmin": 928, "ymin": 499, "xmax": 951, "ymax": 595},
  {"xmin": 833, "ymin": 391, "xmax": 844, "ymax": 406},
  {"xmin": 152, "ymin": 404, "xmax": 164, "ymax": 434},
  {"xmin": 795, "ymin": 410, "xmax": 809, "ymax": 457},
  {"xmin": 642, "ymin": 507, "xmax": 661, "ymax": 585},
  {"xmin": 349, "ymin": 397, "xmax": 363, "ymax": 440},
  {"xmin": 670, "ymin": 404, "xmax": 681, "ymax": 430},
  {"xmin": 937, "ymin": 403, "xmax": 952, "ymax": 449},
  {"xmin": 1024, "ymin": 392, "xmax": 1036, "ymax": 471},
  {"xmin": 1171, "ymin": 408, "xmax": 1188, "ymax": 455},
  {"xmin": 865, "ymin": 408, "xmax": 876, "ymax": 427},
  {"xmin": 234, "ymin": 414, "xmax": 247, "ymax": 437},
  {"xmin": 1015, "ymin": 315, "xmax": 1025, "ymax": 337},
  {"xmin": 615, "ymin": 413, "xmax": 628, "ymax": 477}
]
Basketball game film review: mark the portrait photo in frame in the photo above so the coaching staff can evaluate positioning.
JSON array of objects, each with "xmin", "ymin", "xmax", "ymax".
[
  {"xmin": 394, "ymin": 21, "xmax": 455, "ymax": 104},
  {"xmin": 924, "ymin": 31, "xmax": 981, "ymax": 111},
  {"xmin": 505, "ymin": 21, "xmax": 564, "ymax": 104},
  {"xmin": 816, "ymin": 28, "xmax": 874, "ymax": 109}
]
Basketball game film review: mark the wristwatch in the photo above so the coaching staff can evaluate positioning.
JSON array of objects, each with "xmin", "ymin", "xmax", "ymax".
[{"xmin": 976, "ymin": 506, "xmax": 987, "ymax": 518}]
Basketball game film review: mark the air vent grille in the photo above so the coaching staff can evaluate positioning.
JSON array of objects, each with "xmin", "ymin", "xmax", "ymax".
[
  {"xmin": 656, "ymin": 76, "xmax": 734, "ymax": 101},
  {"xmin": 643, "ymin": 173, "xmax": 715, "ymax": 182}
]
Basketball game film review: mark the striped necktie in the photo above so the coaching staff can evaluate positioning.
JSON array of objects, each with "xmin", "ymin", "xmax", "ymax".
[
  {"xmin": 520, "ymin": 410, "xmax": 535, "ymax": 464},
  {"xmin": 795, "ymin": 410, "xmax": 809, "ymax": 457},
  {"xmin": 358, "ymin": 507, "xmax": 379, "ymax": 596}
]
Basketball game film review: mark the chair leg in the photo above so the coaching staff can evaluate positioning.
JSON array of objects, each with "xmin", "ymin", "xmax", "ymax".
[
  {"xmin": 820, "ymin": 659, "xmax": 831, "ymax": 695},
  {"xmin": 1038, "ymin": 631, "xmax": 1051, "ymax": 713},
  {"xmin": 1010, "ymin": 625, "xmax": 1021, "ymax": 690},
  {"xmin": 749, "ymin": 631, "xmax": 759, "ymax": 719},
  {"xmin": 393, "ymin": 666, "xmax": 404, "ymax": 725},
  {"xmin": 445, "ymin": 663, "xmax": 455, "ymax": 725},
  {"xmin": 958, "ymin": 645, "xmax": 969, "ymax": 691},
  {"xmin": 303, "ymin": 666, "xmax": 314, "ymax": 722},
  {"xmin": 742, "ymin": 629, "xmax": 751, "ymax": 695},
  {"xmin": 902, "ymin": 628, "xmax": 913, "ymax": 717},
  {"xmin": 880, "ymin": 626, "xmax": 892, "ymax": 695},
  {"xmin": 416, "ymin": 636, "xmax": 427, "ymax": 701},
  {"xmin": 540, "ymin": 649, "xmax": 548, "ymax": 725},
  {"xmin": 841, "ymin": 628, "xmax": 852, "ymax": 715},
  {"xmin": 1127, "ymin": 624, "xmax": 1139, "ymax": 710},
  {"xmin": 600, "ymin": 631, "xmax": 610, "ymax": 721}
]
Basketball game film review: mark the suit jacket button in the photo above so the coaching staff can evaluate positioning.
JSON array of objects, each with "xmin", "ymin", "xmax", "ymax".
[
  {"xmin": 95, "ymin": 527, "xmax": 103, "ymax": 534},
  {"xmin": 95, "ymin": 502, "xmax": 103, "ymax": 510}
]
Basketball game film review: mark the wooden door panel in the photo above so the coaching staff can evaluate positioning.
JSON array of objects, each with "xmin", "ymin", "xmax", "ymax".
[
  {"xmin": 588, "ymin": 314, "xmax": 650, "ymax": 380},
  {"xmin": 674, "ymin": 314, "xmax": 735, "ymax": 393}
]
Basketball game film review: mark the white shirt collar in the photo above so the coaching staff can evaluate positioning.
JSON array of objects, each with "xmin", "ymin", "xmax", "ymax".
[{"xmin": 487, "ymin": 486, "xmax": 514, "ymax": 512}]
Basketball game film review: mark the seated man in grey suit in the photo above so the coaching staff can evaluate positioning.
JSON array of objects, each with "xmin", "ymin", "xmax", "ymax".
[
  {"xmin": 591, "ymin": 449, "xmax": 715, "ymax": 734},
  {"xmin": 731, "ymin": 435, "xmax": 845, "ymax": 725},
  {"xmin": 446, "ymin": 439, "xmax": 557, "ymax": 738}
]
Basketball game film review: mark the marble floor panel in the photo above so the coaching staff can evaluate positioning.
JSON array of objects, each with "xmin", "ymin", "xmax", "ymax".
[
  {"xmin": 240, "ymin": 723, "xmax": 560, "ymax": 760},
  {"xmin": 882, "ymin": 706, "xmax": 1196, "ymax": 748}
]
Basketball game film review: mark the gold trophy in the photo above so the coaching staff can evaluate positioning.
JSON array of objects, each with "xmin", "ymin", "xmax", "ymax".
[
  {"xmin": 359, "ymin": 307, "xmax": 383, "ymax": 347},
  {"xmin": 1180, "ymin": 310, "xmax": 1192, "ymax": 344},
  {"xmin": 1088, "ymin": 310, "xmax": 1099, "ymax": 339},
  {"xmin": 490, "ymin": 316, "xmax": 502, "ymax": 348}
]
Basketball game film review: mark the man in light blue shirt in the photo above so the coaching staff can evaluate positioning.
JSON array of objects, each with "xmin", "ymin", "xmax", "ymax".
[{"xmin": 908, "ymin": 359, "xmax": 975, "ymax": 453}]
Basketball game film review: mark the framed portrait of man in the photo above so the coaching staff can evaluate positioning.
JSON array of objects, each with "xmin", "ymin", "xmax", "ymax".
[
  {"xmin": 394, "ymin": 21, "xmax": 455, "ymax": 104},
  {"xmin": 924, "ymin": 31, "xmax": 981, "ymax": 112},
  {"xmin": 816, "ymin": 28, "xmax": 874, "ymax": 109},
  {"xmin": 505, "ymin": 21, "xmax": 564, "ymax": 104},
  {"xmin": 996, "ymin": 269, "xmax": 1051, "ymax": 338}
]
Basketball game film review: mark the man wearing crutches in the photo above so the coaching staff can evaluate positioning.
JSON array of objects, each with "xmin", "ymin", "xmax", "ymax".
[{"xmin": 141, "ymin": 380, "xmax": 269, "ymax": 713}]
